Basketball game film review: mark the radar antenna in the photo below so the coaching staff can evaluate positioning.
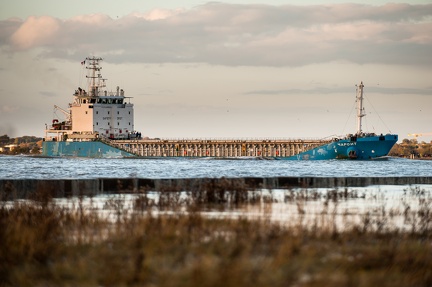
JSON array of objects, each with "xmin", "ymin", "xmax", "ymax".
[{"xmin": 85, "ymin": 56, "xmax": 104, "ymax": 97}]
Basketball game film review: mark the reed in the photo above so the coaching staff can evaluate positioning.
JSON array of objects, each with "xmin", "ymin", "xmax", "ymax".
[{"xmin": 1, "ymin": 185, "xmax": 431, "ymax": 287}]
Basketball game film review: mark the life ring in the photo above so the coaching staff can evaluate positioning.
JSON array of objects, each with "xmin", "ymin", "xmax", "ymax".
[{"xmin": 52, "ymin": 119, "xmax": 58, "ymax": 124}]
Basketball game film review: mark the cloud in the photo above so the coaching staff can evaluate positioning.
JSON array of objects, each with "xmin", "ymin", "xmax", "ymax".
[
  {"xmin": 245, "ymin": 85, "xmax": 432, "ymax": 96},
  {"xmin": 1, "ymin": 3, "xmax": 431, "ymax": 66},
  {"xmin": 245, "ymin": 86, "xmax": 352, "ymax": 96},
  {"xmin": 367, "ymin": 86, "xmax": 432, "ymax": 95},
  {"xmin": 131, "ymin": 8, "xmax": 185, "ymax": 21},
  {"xmin": 0, "ymin": 105, "xmax": 19, "ymax": 113},
  {"xmin": 39, "ymin": 91, "xmax": 57, "ymax": 97},
  {"xmin": 0, "ymin": 123, "xmax": 17, "ymax": 137},
  {"xmin": 10, "ymin": 16, "xmax": 60, "ymax": 49}
]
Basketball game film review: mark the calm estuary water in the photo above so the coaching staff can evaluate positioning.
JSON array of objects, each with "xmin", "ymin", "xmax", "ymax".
[
  {"xmin": 2, "ymin": 155, "xmax": 432, "ymax": 231},
  {"xmin": 0, "ymin": 155, "xmax": 431, "ymax": 179}
]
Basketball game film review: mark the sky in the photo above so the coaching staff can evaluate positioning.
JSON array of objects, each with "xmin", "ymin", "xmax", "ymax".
[{"xmin": 0, "ymin": 0, "xmax": 431, "ymax": 142}]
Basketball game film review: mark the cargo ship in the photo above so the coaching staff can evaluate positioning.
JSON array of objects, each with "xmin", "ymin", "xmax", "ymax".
[{"xmin": 42, "ymin": 57, "xmax": 397, "ymax": 159}]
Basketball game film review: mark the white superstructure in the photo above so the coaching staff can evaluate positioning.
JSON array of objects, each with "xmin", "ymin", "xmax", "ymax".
[{"xmin": 45, "ymin": 56, "xmax": 134, "ymax": 141}]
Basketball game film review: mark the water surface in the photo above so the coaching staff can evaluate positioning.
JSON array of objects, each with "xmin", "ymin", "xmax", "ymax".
[{"xmin": 1, "ymin": 155, "xmax": 431, "ymax": 179}]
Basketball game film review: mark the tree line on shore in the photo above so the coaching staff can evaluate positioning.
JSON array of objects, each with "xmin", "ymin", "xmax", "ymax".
[
  {"xmin": 389, "ymin": 139, "xmax": 432, "ymax": 159},
  {"xmin": 0, "ymin": 134, "xmax": 431, "ymax": 158},
  {"xmin": 0, "ymin": 134, "xmax": 42, "ymax": 155}
]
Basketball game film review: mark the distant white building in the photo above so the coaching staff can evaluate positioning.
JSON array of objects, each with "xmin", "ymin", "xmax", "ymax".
[{"xmin": 0, "ymin": 144, "xmax": 18, "ymax": 152}]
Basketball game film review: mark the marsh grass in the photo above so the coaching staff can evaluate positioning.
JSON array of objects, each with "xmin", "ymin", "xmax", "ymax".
[{"xmin": 1, "ymin": 184, "xmax": 432, "ymax": 287}]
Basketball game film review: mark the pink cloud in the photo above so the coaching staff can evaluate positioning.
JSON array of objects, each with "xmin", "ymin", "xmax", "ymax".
[
  {"xmin": 133, "ymin": 9, "xmax": 185, "ymax": 21},
  {"xmin": 11, "ymin": 16, "xmax": 60, "ymax": 49},
  {"xmin": 69, "ymin": 14, "xmax": 113, "ymax": 26}
]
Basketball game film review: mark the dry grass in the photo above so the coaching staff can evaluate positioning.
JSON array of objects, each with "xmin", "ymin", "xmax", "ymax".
[{"xmin": 1, "ymin": 185, "xmax": 432, "ymax": 287}]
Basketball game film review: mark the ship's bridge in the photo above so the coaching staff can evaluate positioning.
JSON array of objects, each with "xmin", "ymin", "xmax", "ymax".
[{"xmin": 73, "ymin": 96, "xmax": 127, "ymax": 106}]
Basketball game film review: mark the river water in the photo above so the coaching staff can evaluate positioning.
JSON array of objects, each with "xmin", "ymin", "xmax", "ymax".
[
  {"xmin": 2, "ymin": 155, "xmax": 432, "ymax": 231},
  {"xmin": 0, "ymin": 155, "xmax": 431, "ymax": 179}
]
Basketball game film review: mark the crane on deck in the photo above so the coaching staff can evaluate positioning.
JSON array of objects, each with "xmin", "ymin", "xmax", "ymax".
[
  {"xmin": 50, "ymin": 105, "xmax": 72, "ymax": 130},
  {"xmin": 53, "ymin": 105, "xmax": 71, "ymax": 123}
]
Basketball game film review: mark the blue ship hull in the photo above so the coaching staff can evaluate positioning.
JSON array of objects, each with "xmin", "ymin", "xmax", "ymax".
[
  {"xmin": 280, "ymin": 134, "xmax": 398, "ymax": 160},
  {"xmin": 42, "ymin": 141, "xmax": 134, "ymax": 158},
  {"xmin": 42, "ymin": 134, "xmax": 397, "ymax": 160}
]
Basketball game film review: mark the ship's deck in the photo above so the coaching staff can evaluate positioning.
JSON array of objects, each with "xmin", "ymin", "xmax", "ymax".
[{"xmin": 105, "ymin": 138, "xmax": 332, "ymax": 157}]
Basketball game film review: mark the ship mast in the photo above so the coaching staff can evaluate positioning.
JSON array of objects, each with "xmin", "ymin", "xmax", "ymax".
[
  {"xmin": 356, "ymin": 81, "xmax": 366, "ymax": 135},
  {"xmin": 85, "ymin": 56, "xmax": 104, "ymax": 97}
]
